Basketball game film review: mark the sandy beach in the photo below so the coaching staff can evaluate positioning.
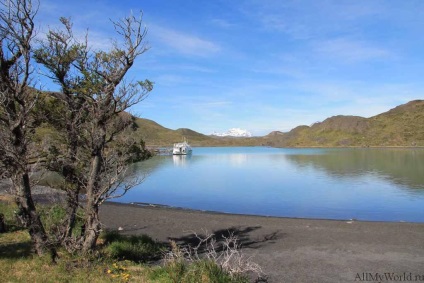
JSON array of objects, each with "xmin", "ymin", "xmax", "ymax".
[{"xmin": 100, "ymin": 202, "xmax": 424, "ymax": 283}]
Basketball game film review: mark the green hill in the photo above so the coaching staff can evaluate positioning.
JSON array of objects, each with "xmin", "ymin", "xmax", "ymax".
[
  {"xmin": 133, "ymin": 118, "xmax": 211, "ymax": 146},
  {"xmin": 133, "ymin": 117, "xmax": 263, "ymax": 147},
  {"xmin": 262, "ymin": 100, "xmax": 424, "ymax": 147},
  {"xmin": 36, "ymin": 99, "xmax": 424, "ymax": 148}
]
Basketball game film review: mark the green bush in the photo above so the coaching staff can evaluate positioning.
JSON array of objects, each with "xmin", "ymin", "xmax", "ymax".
[
  {"xmin": 101, "ymin": 230, "xmax": 125, "ymax": 244},
  {"xmin": 102, "ymin": 231, "xmax": 164, "ymax": 262},
  {"xmin": 0, "ymin": 200, "xmax": 22, "ymax": 232},
  {"xmin": 38, "ymin": 204, "xmax": 67, "ymax": 233}
]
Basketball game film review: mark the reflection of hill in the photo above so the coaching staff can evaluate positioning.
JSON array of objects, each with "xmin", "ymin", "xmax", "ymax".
[
  {"xmin": 126, "ymin": 155, "xmax": 171, "ymax": 177},
  {"xmin": 284, "ymin": 149, "xmax": 424, "ymax": 190}
]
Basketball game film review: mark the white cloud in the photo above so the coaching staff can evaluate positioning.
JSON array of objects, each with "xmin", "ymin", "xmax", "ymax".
[
  {"xmin": 145, "ymin": 63, "xmax": 215, "ymax": 73},
  {"xmin": 242, "ymin": 0, "xmax": 386, "ymax": 39},
  {"xmin": 154, "ymin": 74, "xmax": 188, "ymax": 86},
  {"xmin": 314, "ymin": 38, "xmax": 392, "ymax": 63},
  {"xmin": 210, "ymin": 18, "xmax": 236, "ymax": 29},
  {"xmin": 151, "ymin": 25, "xmax": 221, "ymax": 56},
  {"xmin": 178, "ymin": 97, "xmax": 232, "ymax": 110}
]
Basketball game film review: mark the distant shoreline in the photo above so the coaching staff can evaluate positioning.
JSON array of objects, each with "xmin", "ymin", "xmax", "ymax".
[
  {"xmin": 148, "ymin": 144, "xmax": 424, "ymax": 149},
  {"xmin": 122, "ymin": 201, "xmax": 423, "ymax": 224}
]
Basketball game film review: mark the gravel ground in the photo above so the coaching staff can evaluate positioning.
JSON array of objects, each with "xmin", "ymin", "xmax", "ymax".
[
  {"xmin": 100, "ymin": 202, "xmax": 424, "ymax": 283},
  {"xmin": 1, "ymin": 181, "xmax": 423, "ymax": 282}
]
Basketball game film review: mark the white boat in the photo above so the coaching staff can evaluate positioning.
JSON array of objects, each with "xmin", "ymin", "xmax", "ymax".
[{"xmin": 173, "ymin": 139, "xmax": 192, "ymax": 155}]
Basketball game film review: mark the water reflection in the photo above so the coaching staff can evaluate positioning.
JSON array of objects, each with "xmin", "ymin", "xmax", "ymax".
[
  {"xmin": 228, "ymin": 154, "xmax": 249, "ymax": 166},
  {"xmin": 127, "ymin": 155, "xmax": 168, "ymax": 176},
  {"xmin": 119, "ymin": 147, "xmax": 424, "ymax": 222},
  {"xmin": 284, "ymin": 148, "xmax": 424, "ymax": 191},
  {"xmin": 173, "ymin": 155, "xmax": 191, "ymax": 167}
]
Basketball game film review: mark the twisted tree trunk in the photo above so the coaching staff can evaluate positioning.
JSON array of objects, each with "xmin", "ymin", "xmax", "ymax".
[
  {"xmin": 81, "ymin": 203, "xmax": 101, "ymax": 252},
  {"xmin": 13, "ymin": 172, "xmax": 56, "ymax": 259},
  {"xmin": 82, "ymin": 153, "xmax": 103, "ymax": 252}
]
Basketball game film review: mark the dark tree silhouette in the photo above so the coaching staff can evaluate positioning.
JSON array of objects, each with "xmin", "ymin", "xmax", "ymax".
[
  {"xmin": 35, "ymin": 13, "xmax": 153, "ymax": 252},
  {"xmin": 0, "ymin": 0, "xmax": 56, "ymax": 258}
]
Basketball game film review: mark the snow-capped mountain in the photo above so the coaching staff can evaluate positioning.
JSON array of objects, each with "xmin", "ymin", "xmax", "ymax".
[{"xmin": 211, "ymin": 128, "xmax": 252, "ymax": 137}]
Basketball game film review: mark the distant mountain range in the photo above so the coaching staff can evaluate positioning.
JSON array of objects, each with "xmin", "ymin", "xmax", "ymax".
[
  {"xmin": 211, "ymin": 128, "xmax": 253, "ymax": 137},
  {"xmin": 134, "ymin": 100, "xmax": 424, "ymax": 147},
  {"xmin": 133, "ymin": 118, "xmax": 262, "ymax": 147}
]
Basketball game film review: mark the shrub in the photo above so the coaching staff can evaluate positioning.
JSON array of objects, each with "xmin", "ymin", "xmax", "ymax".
[
  {"xmin": 151, "ymin": 231, "xmax": 264, "ymax": 283},
  {"xmin": 0, "ymin": 197, "xmax": 22, "ymax": 232},
  {"xmin": 102, "ymin": 231, "xmax": 164, "ymax": 262},
  {"xmin": 38, "ymin": 204, "xmax": 67, "ymax": 233},
  {"xmin": 101, "ymin": 230, "xmax": 126, "ymax": 244}
]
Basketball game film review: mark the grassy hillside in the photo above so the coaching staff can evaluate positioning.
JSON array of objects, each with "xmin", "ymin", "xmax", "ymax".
[
  {"xmin": 34, "ymin": 99, "xmax": 424, "ymax": 148},
  {"xmin": 133, "ymin": 117, "xmax": 263, "ymax": 147},
  {"xmin": 133, "ymin": 118, "xmax": 215, "ymax": 146},
  {"xmin": 263, "ymin": 100, "xmax": 424, "ymax": 147}
]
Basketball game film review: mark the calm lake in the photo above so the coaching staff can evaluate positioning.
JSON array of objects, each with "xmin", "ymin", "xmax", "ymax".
[{"xmin": 118, "ymin": 147, "xmax": 424, "ymax": 222}]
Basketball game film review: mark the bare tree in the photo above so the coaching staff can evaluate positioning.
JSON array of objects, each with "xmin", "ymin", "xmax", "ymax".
[
  {"xmin": 0, "ymin": 0, "xmax": 56, "ymax": 258},
  {"xmin": 34, "ymin": 17, "xmax": 89, "ymax": 247},
  {"xmin": 35, "ymin": 13, "xmax": 153, "ymax": 252},
  {"xmin": 80, "ymin": 13, "xmax": 152, "ymax": 251}
]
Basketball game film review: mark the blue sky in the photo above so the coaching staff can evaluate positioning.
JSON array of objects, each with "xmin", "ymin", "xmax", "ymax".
[{"xmin": 36, "ymin": 0, "xmax": 424, "ymax": 136}]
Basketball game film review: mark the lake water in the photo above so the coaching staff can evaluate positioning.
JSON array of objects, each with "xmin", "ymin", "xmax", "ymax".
[{"xmin": 118, "ymin": 147, "xmax": 424, "ymax": 222}]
